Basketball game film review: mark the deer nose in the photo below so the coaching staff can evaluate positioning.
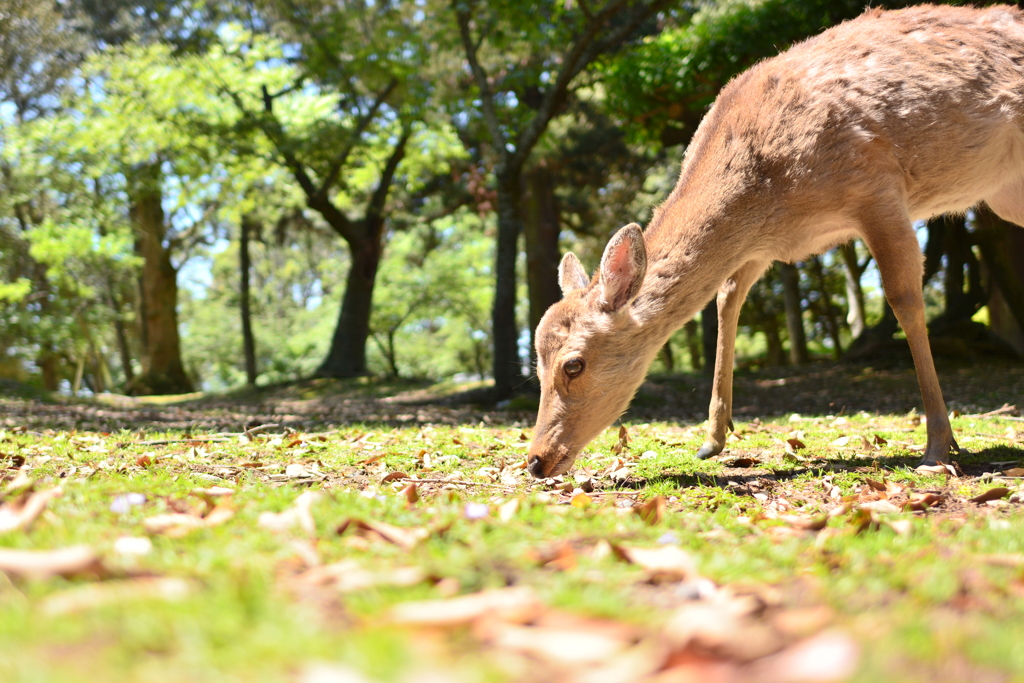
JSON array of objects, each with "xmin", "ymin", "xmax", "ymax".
[{"xmin": 527, "ymin": 455, "xmax": 547, "ymax": 479}]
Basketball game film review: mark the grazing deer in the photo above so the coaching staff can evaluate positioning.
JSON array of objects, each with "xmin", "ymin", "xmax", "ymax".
[{"xmin": 527, "ymin": 4, "xmax": 1024, "ymax": 479}]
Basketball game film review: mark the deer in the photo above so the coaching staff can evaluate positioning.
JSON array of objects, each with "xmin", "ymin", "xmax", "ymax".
[{"xmin": 527, "ymin": 4, "xmax": 1024, "ymax": 479}]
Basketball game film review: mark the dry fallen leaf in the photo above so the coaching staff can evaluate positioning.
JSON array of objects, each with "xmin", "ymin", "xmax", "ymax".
[
  {"xmin": 903, "ymin": 492, "xmax": 944, "ymax": 512},
  {"xmin": 0, "ymin": 545, "xmax": 104, "ymax": 580},
  {"xmin": 40, "ymin": 577, "xmax": 194, "ymax": 616},
  {"xmin": 293, "ymin": 560, "xmax": 426, "ymax": 593},
  {"xmin": 336, "ymin": 518, "xmax": 431, "ymax": 550},
  {"xmin": 258, "ymin": 491, "xmax": 322, "ymax": 537},
  {"xmin": 613, "ymin": 544, "xmax": 696, "ymax": 583},
  {"xmin": 970, "ymin": 487, "xmax": 1010, "ymax": 504},
  {"xmin": 527, "ymin": 542, "xmax": 577, "ymax": 571},
  {"xmin": 0, "ymin": 486, "xmax": 62, "ymax": 534},
  {"xmin": 635, "ymin": 495, "xmax": 666, "ymax": 526},
  {"xmin": 388, "ymin": 586, "xmax": 543, "ymax": 627}
]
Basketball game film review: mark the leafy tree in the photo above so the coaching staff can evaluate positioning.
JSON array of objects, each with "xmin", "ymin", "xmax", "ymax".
[{"xmin": 441, "ymin": 0, "xmax": 677, "ymax": 397}]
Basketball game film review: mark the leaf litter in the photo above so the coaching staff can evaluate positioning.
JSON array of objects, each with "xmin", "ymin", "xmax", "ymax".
[{"xmin": 0, "ymin": 370, "xmax": 1022, "ymax": 681}]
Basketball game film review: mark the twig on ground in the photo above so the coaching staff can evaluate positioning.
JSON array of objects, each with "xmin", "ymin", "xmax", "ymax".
[{"xmin": 963, "ymin": 404, "xmax": 1018, "ymax": 418}]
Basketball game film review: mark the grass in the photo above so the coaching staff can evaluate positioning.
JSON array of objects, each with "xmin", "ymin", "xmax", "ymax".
[{"xmin": 0, "ymin": 368, "xmax": 1023, "ymax": 682}]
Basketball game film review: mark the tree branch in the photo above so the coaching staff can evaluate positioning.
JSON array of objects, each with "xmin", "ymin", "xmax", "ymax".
[
  {"xmin": 454, "ymin": 1, "xmax": 507, "ymax": 164},
  {"xmin": 319, "ymin": 78, "xmax": 399, "ymax": 197}
]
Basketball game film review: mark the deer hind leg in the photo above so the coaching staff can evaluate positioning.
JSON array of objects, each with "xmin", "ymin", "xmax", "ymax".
[
  {"xmin": 697, "ymin": 260, "xmax": 768, "ymax": 459},
  {"xmin": 859, "ymin": 211, "xmax": 957, "ymax": 465}
]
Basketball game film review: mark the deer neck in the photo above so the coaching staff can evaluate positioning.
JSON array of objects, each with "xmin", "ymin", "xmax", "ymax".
[{"xmin": 631, "ymin": 178, "xmax": 765, "ymax": 343}]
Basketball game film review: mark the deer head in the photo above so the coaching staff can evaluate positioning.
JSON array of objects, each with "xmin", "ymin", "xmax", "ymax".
[{"xmin": 527, "ymin": 223, "xmax": 661, "ymax": 478}]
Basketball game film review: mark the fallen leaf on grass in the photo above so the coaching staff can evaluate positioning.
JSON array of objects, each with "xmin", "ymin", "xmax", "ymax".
[
  {"xmin": 144, "ymin": 498, "xmax": 235, "ymax": 537},
  {"xmin": 527, "ymin": 542, "xmax": 577, "ymax": 571},
  {"xmin": 970, "ymin": 487, "xmax": 1010, "ymax": 504},
  {"xmin": 635, "ymin": 495, "xmax": 666, "ymax": 526},
  {"xmin": 0, "ymin": 486, "xmax": 62, "ymax": 533},
  {"xmin": 336, "ymin": 518, "xmax": 431, "ymax": 550},
  {"xmin": 903, "ymin": 492, "xmax": 944, "ymax": 512},
  {"xmin": 0, "ymin": 546, "xmax": 104, "ymax": 580},
  {"xmin": 40, "ymin": 577, "xmax": 194, "ymax": 615},
  {"xmin": 1002, "ymin": 468, "xmax": 1024, "ymax": 477},
  {"xmin": 480, "ymin": 621, "xmax": 631, "ymax": 666},
  {"xmin": 381, "ymin": 471, "xmax": 409, "ymax": 484},
  {"xmin": 293, "ymin": 560, "xmax": 426, "ymax": 593},
  {"xmin": 258, "ymin": 491, "xmax": 322, "ymax": 537},
  {"xmin": 613, "ymin": 544, "xmax": 697, "ymax": 583},
  {"xmin": 611, "ymin": 425, "xmax": 630, "ymax": 455},
  {"xmin": 740, "ymin": 630, "xmax": 858, "ymax": 683},
  {"xmin": 571, "ymin": 491, "xmax": 593, "ymax": 508},
  {"xmin": 388, "ymin": 586, "xmax": 543, "ymax": 627},
  {"xmin": 726, "ymin": 457, "xmax": 763, "ymax": 468},
  {"xmin": 857, "ymin": 500, "xmax": 901, "ymax": 514}
]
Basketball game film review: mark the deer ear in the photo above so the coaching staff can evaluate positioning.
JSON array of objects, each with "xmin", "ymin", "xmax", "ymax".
[
  {"xmin": 599, "ymin": 223, "xmax": 647, "ymax": 311},
  {"xmin": 558, "ymin": 252, "xmax": 589, "ymax": 296}
]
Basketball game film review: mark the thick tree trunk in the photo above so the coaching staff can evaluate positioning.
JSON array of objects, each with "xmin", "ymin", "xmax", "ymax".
[
  {"xmin": 492, "ymin": 173, "xmax": 524, "ymax": 398},
  {"xmin": 240, "ymin": 216, "xmax": 258, "ymax": 386},
  {"xmin": 316, "ymin": 236, "xmax": 380, "ymax": 378},
  {"xmin": 974, "ymin": 208, "xmax": 1024, "ymax": 356},
  {"xmin": 701, "ymin": 299, "xmax": 718, "ymax": 376},
  {"xmin": 763, "ymin": 314, "xmax": 786, "ymax": 367},
  {"xmin": 524, "ymin": 165, "xmax": 562, "ymax": 368},
  {"xmin": 128, "ymin": 163, "xmax": 193, "ymax": 395},
  {"xmin": 779, "ymin": 263, "xmax": 809, "ymax": 364},
  {"xmin": 840, "ymin": 242, "xmax": 867, "ymax": 339}
]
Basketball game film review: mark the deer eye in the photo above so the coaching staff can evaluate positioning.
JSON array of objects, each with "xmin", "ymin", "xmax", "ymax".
[{"xmin": 563, "ymin": 358, "xmax": 585, "ymax": 378}]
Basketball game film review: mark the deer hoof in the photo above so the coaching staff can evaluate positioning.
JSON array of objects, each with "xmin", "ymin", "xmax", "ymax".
[
  {"xmin": 917, "ymin": 435, "xmax": 961, "ymax": 467},
  {"xmin": 696, "ymin": 441, "xmax": 723, "ymax": 459}
]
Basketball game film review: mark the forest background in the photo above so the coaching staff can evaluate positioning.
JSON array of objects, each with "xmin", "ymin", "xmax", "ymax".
[{"xmin": 2, "ymin": 0, "xmax": 1023, "ymax": 401}]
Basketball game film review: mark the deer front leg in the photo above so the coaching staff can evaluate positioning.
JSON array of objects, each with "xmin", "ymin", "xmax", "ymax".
[
  {"xmin": 861, "ymin": 216, "xmax": 958, "ymax": 465},
  {"xmin": 697, "ymin": 260, "xmax": 767, "ymax": 459}
]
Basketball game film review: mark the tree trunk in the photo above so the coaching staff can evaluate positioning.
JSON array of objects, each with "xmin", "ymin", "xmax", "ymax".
[
  {"xmin": 524, "ymin": 165, "xmax": 562, "ymax": 369},
  {"xmin": 810, "ymin": 256, "xmax": 842, "ymax": 359},
  {"xmin": 660, "ymin": 341, "xmax": 675, "ymax": 372},
  {"xmin": 107, "ymin": 277, "xmax": 135, "ymax": 386},
  {"xmin": 492, "ymin": 172, "xmax": 524, "ymax": 398},
  {"xmin": 240, "ymin": 215, "xmax": 258, "ymax": 387},
  {"xmin": 763, "ymin": 313, "xmax": 786, "ymax": 367},
  {"xmin": 128, "ymin": 163, "xmax": 193, "ymax": 395},
  {"xmin": 684, "ymin": 319, "xmax": 702, "ymax": 371},
  {"xmin": 779, "ymin": 263, "xmax": 809, "ymax": 364},
  {"xmin": 701, "ymin": 298, "xmax": 718, "ymax": 376},
  {"xmin": 316, "ymin": 235, "xmax": 380, "ymax": 378},
  {"xmin": 840, "ymin": 242, "xmax": 867, "ymax": 338},
  {"xmin": 974, "ymin": 208, "xmax": 1024, "ymax": 356}
]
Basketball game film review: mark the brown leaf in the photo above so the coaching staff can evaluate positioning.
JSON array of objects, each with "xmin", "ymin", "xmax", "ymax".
[
  {"xmin": 1001, "ymin": 468, "xmax": 1024, "ymax": 477},
  {"xmin": 380, "ymin": 471, "xmax": 409, "ymax": 484},
  {"xmin": 142, "ymin": 513, "xmax": 207, "ymax": 537},
  {"xmin": 336, "ymin": 518, "xmax": 430, "ymax": 550},
  {"xmin": 777, "ymin": 515, "xmax": 827, "ymax": 531},
  {"xmin": 970, "ymin": 487, "xmax": 1010, "ymax": 504},
  {"xmin": 726, "ymin": 457, "xmax": 763, "ymax": 468},
  {"xmin": 0, "ymin": 486, "xmax": 62, "ymax": 534},
  {"xmin": 613, "ymin": 544, "xmax": 696, "ymax": 583},
  {"xmin": 0, "ymin": 546, "xmax": 104, "ymax": 580},
  {"xmin": 873, "ymin": 434, "xmax": 888, "ymax": 446},
  {"xmin": 741, "ymin": 630, "xmax": 859, "ymax": 683},
  {"xmin": 635, "ymin": 495, "xmax": 666, "ymax": 526},
  {"xmin": 611, "ymin": 425, "xmax": 630, "ymax": 455},
  {"xmin": 388, "ymin": 586, "xmax": 543, "ymax": 627},
  {"xmin": 402, "ymin": 483, "xmax": 419, "ymax": 505},
  {"xmin": 903, "ymin": 492, "xmax": 944, "ymax": 512},
  {"xmin": 257, "ymin": 491, "xmax": 321, "ymax": 537},
  {"xmin": 479, "ymin": 621, "xmax": 630, "ymax": 666},
  {"xmin": 785, "ymin": 438, "xmax": 806, "ymax": 451},
  {"xmin": 135, "ymin": 455, "xmax": 153, "ymax": 467},
  {"xmin": 528, "ymin": 542, "xmax": 577, "ymax": 571},
  {"xmin": 40, "ymin": 577, "xmax": 194, "ymax": 616},
  {"xmin": 293, "ymin": 560, "xmax": 426, "ymax": 593}
]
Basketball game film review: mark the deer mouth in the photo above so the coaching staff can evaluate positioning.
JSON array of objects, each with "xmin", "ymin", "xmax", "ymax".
[{"xmin": 527, "ymin": 451, "xmax": 578, "ymax": 479}]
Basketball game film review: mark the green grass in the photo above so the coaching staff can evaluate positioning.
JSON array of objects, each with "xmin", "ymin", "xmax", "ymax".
[{"xmin": 0, "ymin": 399, "xmax": 1022, "ymax": 682}]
